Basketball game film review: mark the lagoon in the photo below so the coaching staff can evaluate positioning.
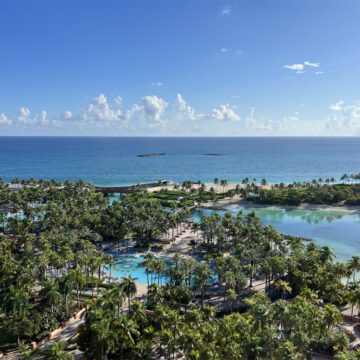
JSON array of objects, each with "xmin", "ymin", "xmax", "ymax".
[{"xmin": 192, "ymin": 205, "xmax": 360, "ymax": 262}]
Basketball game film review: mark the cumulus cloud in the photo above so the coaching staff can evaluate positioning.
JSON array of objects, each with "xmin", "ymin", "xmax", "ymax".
[
  {"xmin": 62, "ymin": 111, "xmax": 73, "ymax": 120},
  {"xmin": 330, "ymin": 100, "xmax": 344, "ymax": 112},
  {"xmin": 0, "ymin": 92, "xmax": 305, "ymax": 135},
  {"xmin": 327, "ymin": 100, "xmax": 360, "ymax": 130},
  {"xmin": 245, "ymin": 107, "xmax": 296, "ymax": 131},
  {"xmin": 176, "ymin": 93, "xmax": 204, "ymax": 121},
  {"xmin": 36, "ymin": 111, "xmax": 49, "ymax": 126},
  {"xmin": 142, "ymin": 95, "xmax": 168, "ymax": 121},
  {"xmin": 84, "ymin": 94, "xmax": 122, "ymax": 122},
  {"xmin": 220, "ymin": 4, "xmax": 231, "ymax": 15},
  {"xmin": 17, "ymin": 107, "xmax": 31, "ymax": 124},
  {"xmin": 113, "ymin": 96, "xmax": 123, "ymax": 106},
  {"xmin": 211, "ymin": 104, "xmax": 240, "ymax": 121},
  {"xmin": 0, "ymin": 113, "xmax": 11, "ymax": 125}
]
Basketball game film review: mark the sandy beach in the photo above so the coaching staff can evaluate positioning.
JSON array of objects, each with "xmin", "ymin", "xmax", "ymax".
[{"xmin": 148, "ymin": 181, "xmax": 360, "ymax": 214}]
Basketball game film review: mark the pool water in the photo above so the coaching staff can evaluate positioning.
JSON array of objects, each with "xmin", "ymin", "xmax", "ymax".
[{"xmin": 106, "ymin": 254, "xmax": 171, "ymax": 284}]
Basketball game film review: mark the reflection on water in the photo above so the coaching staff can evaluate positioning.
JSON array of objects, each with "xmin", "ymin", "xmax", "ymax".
[{"xmin": 192, "ymin": 205, "xmax": 360, "ymax": 262}]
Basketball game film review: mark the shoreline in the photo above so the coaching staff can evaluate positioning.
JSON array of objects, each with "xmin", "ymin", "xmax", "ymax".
[{"xmin": 199, "ymin": 198, "xmax": 360, "ymax": 214}]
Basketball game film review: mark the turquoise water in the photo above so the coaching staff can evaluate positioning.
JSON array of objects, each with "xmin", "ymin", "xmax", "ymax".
[
  {"xmin": 106, "ymin": 255, "xmax": 149, "ymax": 283},
  {"xmin": 106, "ymin": 254, "xmax": 171, "ymax": 283},
  {"xmin": 1, "ymin": 137, "xmax": 360, "ymax": 185},
  {"xmin": 192, "ymin": 205, "xmax": 360, "ymax": 262}
]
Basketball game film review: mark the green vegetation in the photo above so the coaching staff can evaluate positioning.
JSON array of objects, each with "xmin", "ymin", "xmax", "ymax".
[
  {"xmin": 252, "ymin": 183, "xmax": 360, "ymax": 206},
  {"xmin": 1, "ymin": 177, "xmax": 360, "ymax": 359},
  {"xmin": 126, "ymin": 180, "xmax": 232, "ymax": 208}
]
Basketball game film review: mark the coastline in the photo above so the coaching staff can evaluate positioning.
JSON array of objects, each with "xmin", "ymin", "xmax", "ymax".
[{"xmin": 198, "ymin": 195, "xmax": 360, "ymax": 214}]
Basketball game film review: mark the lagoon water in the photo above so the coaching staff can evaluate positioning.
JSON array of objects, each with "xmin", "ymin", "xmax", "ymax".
[
  {"xmin": 192, "ymin": 205, "xmax": 360, "ymax": 262},
  {"xmin": 1, "ymin": 136, "xmax": 360, "ymax": 185},
  {"xmin": 1, "ymin": 136, "xmax": 360, "ymax": 261}
]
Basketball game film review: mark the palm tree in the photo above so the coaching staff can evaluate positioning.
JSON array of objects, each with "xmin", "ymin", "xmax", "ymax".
[
  {"xmin": 114, "ymin": 316, "xmax": 140, "ymax": 360},
  {"xmin": 213, "ymin": 178, "xmax": 219, "ymax": 191},
  {"xmin": 121, "ymin": 275, "xmax": 137, "ymax": 312},
  {"xmin": 60, "ymin": 274, "xmax": 74, "ymax": 319},
  {"xmin": 17, "ymin": 342, "xmax": 35, "ymax": 360},
  {"xmin": 41, "ymin": 341, "xmax": 74, "ymax": 360},
  {"xmin": 40, "ymin": 279, "xmax": 62, "ymax": 313},
  {"xmin": 275, "ymin": 280, "xmax": 292, "ymax": 299},
  {"xmin": 323, "ymin": 304, "xmax": 342, "ymax": 330},
  {"xmin": 347, "ymin": 256, "xmax": 360, "ymax": 284},
  {"xmin": 195, "ymin": 263, "xmax": 211, "ymax": 306},
  {"xmin": 69, "ymin": 268, "xmax": 85, "ymax": 309},
  {"xmin": 90, "ymin": 318, "xmax": 116, "ymax": 360},
  {"xmin": 2, "ymin": 285, "xmax": 29, "ymax": 317},
  {"xmin": 141, "ymin": 254, "xmax": 155, "ymax": 295},
  {"xmin": 220, "ymin": 179, "xmax": 228, "ymax": 193},
  {"xmin": 110, "ymin": 283, "xmax": 126, "ymax": 315}
]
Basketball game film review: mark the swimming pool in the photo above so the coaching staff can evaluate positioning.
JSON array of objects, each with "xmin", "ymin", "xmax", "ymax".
[{"xmin": 106, "ymin": 253, "xmax": 171, "ymax": 284}]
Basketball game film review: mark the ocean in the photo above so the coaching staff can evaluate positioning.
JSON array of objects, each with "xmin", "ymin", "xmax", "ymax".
[
  {"xmin": 0, "ymin": 136, "xmax": 360, "ymax": 185},
  {"xmin": 1, "ymin": 136, "xmax": 360, "ymax": 260}
]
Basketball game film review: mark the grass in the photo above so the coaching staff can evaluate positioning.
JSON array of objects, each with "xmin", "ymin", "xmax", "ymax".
[{"xmin": 126, "ymin": 189, "xmax": 230, "ymax": 208}]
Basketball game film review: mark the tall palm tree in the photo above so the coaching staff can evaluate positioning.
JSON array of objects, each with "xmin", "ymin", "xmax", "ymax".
[
  {"xmin": 195, "ymin": 263, "xmax": 211, "ymax": 307},
  {"xmin": 40, "ymin": 279, "xmax": 62, "ymax": 313},
  {"xmin": 2, "ymin": 285, "xmax": 29, "ymax": 317},
  {"xmin": 90, "ymin": 318, "xmax": 116, "ymax": 360},
  {"xmin": 347, "ymin": 256, "xmax": 360, "ymax": 284},
  {"xmin": 121, "ymin": 275, "xmax": 137, "ymax": 312},
  {"xmin": 114, "ymin": 316, "xmax": 140, "ymax": 360},
  {"xmin": 60, "ymin": 274, "xmax": 74, "ymax": 319},
  {"xmin": 69, "ymin": 268, "xmax": 85, "ymax": 310}
]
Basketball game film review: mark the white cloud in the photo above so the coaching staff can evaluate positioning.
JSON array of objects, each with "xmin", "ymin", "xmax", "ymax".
[
  {"xmin": 142, "ymin": 95, "xmax": 168, "ymax": 121},
  {"xmin": 211, "ymin": 104, "xmax": 240, "ymax": 121},
  {"xmin": 315, "ymin": 71, "xmax": 324, "ymax": 75},
  {"xmin": 284, "ymin": 64, "xmax": 305, "ymax": 71},
  {"xmin": 304, "ymin": 61, "xmax": 320, "ymax": 67},
  {"xmin": 62, "ymin": 110, "xmax": 73, "ymax": 120},
  {"xmin": 84, "ymin": 94, "xmax": 122, "ymax": 122},
  {"xmin": 0, "ymin": 92, "xmax": 306, "ymax": 135},
  {"xmin": 36, "ymin": 110, "xmax": 49, "ymax": 126},
  {"xmin": 114, "ymin": 96, "xmax": 123, "ymax": 106},
  {"xmin": 17, "ymin": 107, "xmax": 31, "ymax": 124},
  {"xmin": 330, "ymin": 100, "xmax": 344, "ymax": 112},
  {"xmin": 219, "ymin": 48, "xmax": 243, "ymax": 56},
  {"xmin": 245, "ymin": 107, "xmax": 296, "ymax": 131},
  {"xmin": 220, "ymin": 4, "xmax": 231, "ymax": 15},
  {"xmin": 176, "ymin": 93, "xmax": 204, "ymax": 121},
  {"xmin": 284, "ymin": 61, "xmax": 321, "ymax": 74},
  {"xmin": 0, "ymin": 113, "xmax": 11, "ymax": 125},
  {"xmin": 151, "ymin": 82, "xmax": 164, "ymax": 87},
  {"xmin": 327, "ymin": 100, "xmax": 360, "ymax": 130}
]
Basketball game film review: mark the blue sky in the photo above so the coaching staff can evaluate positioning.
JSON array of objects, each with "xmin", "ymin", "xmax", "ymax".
[{"xmin": 0, "ymin": 0, "xmax": 360, "ymax": 136}]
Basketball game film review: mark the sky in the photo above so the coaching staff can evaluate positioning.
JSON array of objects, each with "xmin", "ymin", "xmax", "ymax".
[{"xmin": 0, "ymin": 0, "xmax": 360, "ymax": 136}]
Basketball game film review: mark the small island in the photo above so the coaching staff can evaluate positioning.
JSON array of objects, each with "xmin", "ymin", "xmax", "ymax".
[
  {"xmin": 203, "ymin": 153, "xmax": 223, "ymax": 156},
  {"xmin": 137, "ymin": 152, "xmax": 166, "ymax": 157}
]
